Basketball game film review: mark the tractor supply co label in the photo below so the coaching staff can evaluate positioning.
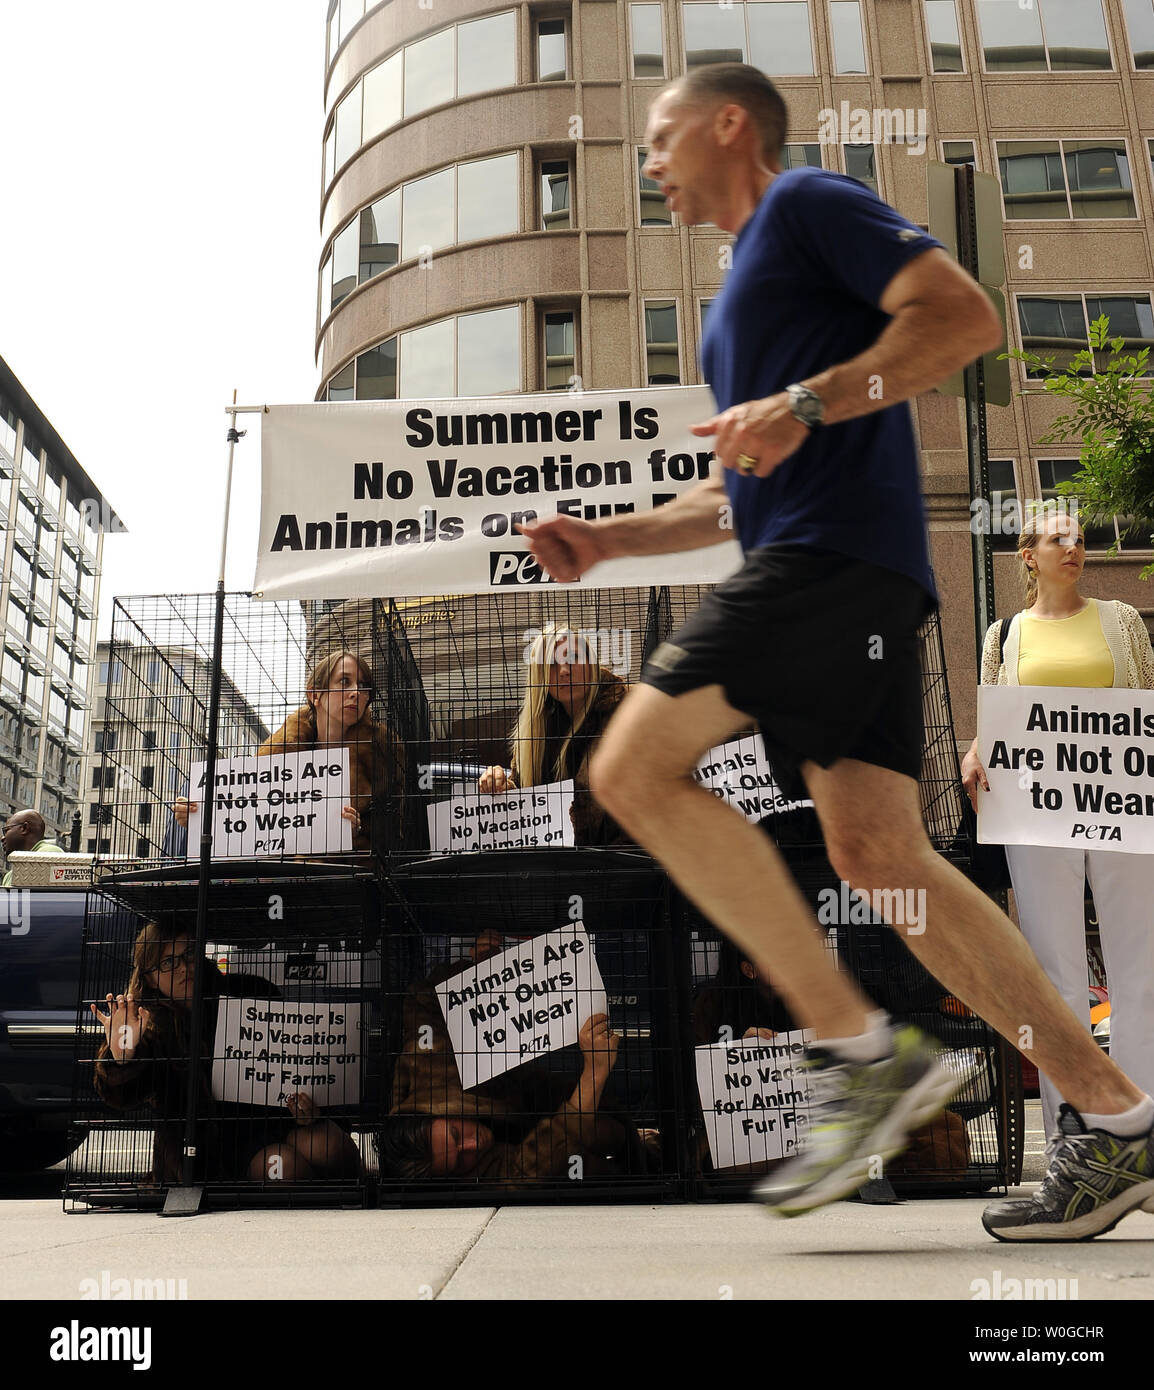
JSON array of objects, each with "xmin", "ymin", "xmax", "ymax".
[
  {"xmin": 695, "ymin": 1031, "xmax": 815, "ymax": 1169},
  {"xmin": 255, "ymin": 388, "xmax": 743, "ymax": 599},
  {"xmin": 427, "ymin": 780, "xmax": 575, "ymax": 854},
  {"xmin": 187, "ymin": 750, "xmax": 353, "ymax": 857},
  {"xmin": 211, "ymin": 999, "xmax": 362, "ymax": 1107},
  {"xmin": 435, "ymin": 923, "xmax": 607, "ymax": 1089},
  {"xmin": 693, "ymin": 734, "xmax": 814, "ymax": 822},
  {"xmin": 978, "ymin": 687, "xmax": 1154, "ymax": 854}
]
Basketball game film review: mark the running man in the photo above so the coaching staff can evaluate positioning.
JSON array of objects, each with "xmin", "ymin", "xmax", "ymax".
[{"xmin": 519, "ymin": 64, "xmax": 1154, "ymax": 1239}]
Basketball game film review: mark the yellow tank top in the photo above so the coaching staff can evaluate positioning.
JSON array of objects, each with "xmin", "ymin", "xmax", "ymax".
[{"xmin": 1017, "ymin": 603, "xmax": 1114, "ymax": 687}]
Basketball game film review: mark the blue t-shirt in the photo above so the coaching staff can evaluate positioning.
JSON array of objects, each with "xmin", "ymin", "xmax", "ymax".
[{"xmin": 701, "ymin": 166, "xmax": 942, "ymax": 600}]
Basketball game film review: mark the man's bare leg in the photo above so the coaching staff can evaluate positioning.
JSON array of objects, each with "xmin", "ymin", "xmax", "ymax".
[
  {"xmin": 802, "ymin": 757, "xmax": 1143, "ymax": 1117},
  {"xmin": 593, "ymin": 683, "xmax": 1142, "ymax": 1116}
]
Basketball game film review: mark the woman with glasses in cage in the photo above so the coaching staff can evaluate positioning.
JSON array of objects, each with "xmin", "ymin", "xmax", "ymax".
[
  {"xmin": 174, "ymin": 650, "xmax": 406, "ymax": 853},
  {"xmin": 962, "ymin": 501, "xmax": 1154, "ymax": 1145},
  {"xmin": 91, "ymin": 921, "xmax": 363, "ymax": 1184},
  {"xmin": 478, "ymin": 624, "xmax": 629, "ymax": 846}
]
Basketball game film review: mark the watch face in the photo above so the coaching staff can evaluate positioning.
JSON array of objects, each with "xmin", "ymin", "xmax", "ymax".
[{"xmin": 790, "ymin": 387, "xmax": 823, "ymax": 425}]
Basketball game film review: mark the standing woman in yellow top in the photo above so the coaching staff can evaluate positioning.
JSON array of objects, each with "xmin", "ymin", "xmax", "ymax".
[{"xmin": 962, "ymin": 504, "xmax": 1154, "ymax": 1141}]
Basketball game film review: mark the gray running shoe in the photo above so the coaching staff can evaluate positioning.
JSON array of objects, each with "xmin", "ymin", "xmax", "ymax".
[
  {"xmin": 983, "ymin": 1104, "xmax": 1154, "ymax": 1241},
  {"xmin": 755, "ymin": 1024, "xmax": 964, "ymax": 1217}
]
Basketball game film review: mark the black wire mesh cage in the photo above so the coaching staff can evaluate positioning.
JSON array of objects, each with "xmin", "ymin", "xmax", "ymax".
[
  {"xmin": 92, "ymin": 594, "xmax": 410, "ymax": 871},
  {"xmin": 65, "ymin": 870, "xmax": 382, "ymax": 1210},
  {"xmin": 376, "ymin": 851, "xmax": 685, "ymax": 1201}
]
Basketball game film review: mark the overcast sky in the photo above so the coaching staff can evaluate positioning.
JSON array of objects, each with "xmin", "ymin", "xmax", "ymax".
[{"xmin": 2, "ymin": 2, "xmax": 324, "ymax": 636}]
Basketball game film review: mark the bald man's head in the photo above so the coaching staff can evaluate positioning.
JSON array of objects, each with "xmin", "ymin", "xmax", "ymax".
[{"xmin": 3, "ymin": 809, "xmax": 46, "ymax": 858}]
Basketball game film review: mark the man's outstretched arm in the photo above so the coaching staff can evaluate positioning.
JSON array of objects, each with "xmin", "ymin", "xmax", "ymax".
[{"xmin": 518, "ymin": 472, "xmax": 730, "ymax": 582}]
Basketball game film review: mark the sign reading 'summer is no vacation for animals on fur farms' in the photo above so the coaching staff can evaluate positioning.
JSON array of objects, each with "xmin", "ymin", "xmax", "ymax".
[
  {"xmin": 978, "ymin": 687, "xmax": 1154, "ymax": 854},
  {"xmin": 212, "ymin": 1000, "xmax": 363, "ymax": 1108},
  {"xmin": 695, "ymin": 1031, "xmax": 815, "ymax": 1170},
  {"xmin": 427, "ymin": 780, "xmax": 575, "ymax": 854},
  {"xmin": 435, "ymin": 924, "xmax": 607, "ymax": 1090},
  {"xmin": 254, "ymin": 387, "xmax": 743, "ymax": 598}
]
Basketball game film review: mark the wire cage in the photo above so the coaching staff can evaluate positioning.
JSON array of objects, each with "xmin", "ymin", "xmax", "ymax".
[
  {"xmin": 93, "ymin": 595, "xmax": 410, "ymax": 871},
  {"xmin": 682, "ymin": 853, "xmax": 1021, "ymax": 1198},
  {"xmin": 376, "ymin": 851, "xmax": 685, "ymax": 1202},
  {"xmin": 65, "ymin": 867, "xmax": 382, "ymax": 1210}
]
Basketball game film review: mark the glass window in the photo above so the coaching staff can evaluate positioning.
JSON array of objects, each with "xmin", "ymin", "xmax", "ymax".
[
  {"xmin": 747, "ymin": 2, "xmax": 814, "ymax": 75},
  {"xmin": 644, "ymin": 300, "xmax": 680, "ymax": 384},
  {"xmin": 141, "ymin": 765, "xmax": 155, "ymax": 790},
  {"xmin": 638, "ymin": 149, "xmax": 672, "ymax": 226},
  {"xmin": 830, "ymin": 2, "xmax": 867, "ymax": 74},
  {"xmin": 327, "ymin": 362, "xmax": 355, "ymax": 402},
  {"xmin": 1124, "ymin": 0, "xmax": 1154, "ymax": 69},
  {"xmin": 94, "ymin": 728, "xmax": 116, "ymax": 754},
  {"xmin": 1038, "ymin": 459, "xmax": 1117, "ymax": 549},
  {"xmin": 683, "ymin": 1, "xmax": 744, "ymax": 67},
  {"xmin": 357, "ymin": 338, "xmax": 398, "ymax": 401},
  {"xmin": 338, "ymin": 0, "xmax": 364, "ymax": 46},
  {"xmin": 459, "ymin": 12, "xmax": 516, "ymax": 95},
  {"xmin": 42, "ymin": 464, "xmax": 61, "ymax": 512},
  {"xmin": 327, "ymin": 2, "xmax": 340, "ymax": 65},
  {"xmin": 16, "ymin": 493, "xmax": 37, "ymax": 537},
  {"xmin": 360, "ymin": 190, "xmax": 400, "ymax": 279},
  {"xmin": 782, "ymin": 143, "xmax": 823, "ymax": 170},
  {"xmin": 1084, "ymin": 295, "xmax": 1154, "ymax": 349},
  {"xmin": 540, "ymin": 159, "xmax": 572, "ymax": 230},
  {"xmin": 1017, "ymin": 295, "xmax": 1088, "ymax": 375},
  {"xmin": 10, "ymin": 548, "xmax": 32, "ymax": 591},
  {"xmin": 48, "ymin": 687, "xmax": 68, "ymax": 729},
  {"xmin": 700, "ymin": 298, "xmax": 715, "ymax": 337},
  {"xmin": 405, "ymin": 29, "xmax": 454, "ymax": 118},
  {"xmin": 943, "ymin": 140, "xmax": 976, "ymax": 167},
  {"xmin": 334, "ymin": 83, "xmax": 363, "ymax": 170},
  {"xmin": 402, "ymin": 167, "xmax": 455, "ymax": 259},
  {"xmin": 543, "ymin": 311, "xmax": 576, "ymax": 390},
  {"xmin": 631, "ymin": 4, "xmax": 664, "ymax": 77},
  {"xmin": 3, "ymin": 650, "xmax": 24, "ymax": 695},
  {"xmin": 331, "ymin": 220, "xmax": 359, "ymax": 309},
  {"xmin": 844, "ymin": 144, "xmax": 878, "ymax": 196},
  {"xmin": 925, "ymin": 0, "xmax": 963, "ymax": 72},
  {"xmin": 0, "ymin": 400, "xmax": 15, "ymax": 458},
  {"xmin": 1064, "ymin": 141, "xmax": 1135, "ymax": 219},
  {"xmin": 458, "ymin": 154, "xmax": 518, "ymax": 242},
  {"xmin": 21, "ymin": 433, "xmax": 41, "ymax": 482},
  {"xmin": 536, "ymin": 18, "xmax": 567, "ymax": 81},
  {"xmin": 362, "ymin": 53, "xmax": 403, "ymax": 142},
  {"xmin": 325, "ymin": 126, "xmax": 336, "ymax": 188},
  {"xmin": 977, "ymin": 0, "xmax": 1109, "ymax": 72},
  {"xmin": 399, "ymin": 319, "xmax": 456, "ymax": 398},
  {"xmin": 458, "ymin": 307, "xmax": 520, "ymax": 396},
  {"xmin": 997, "ymin": 140, "xmax": 1134, "ymax": 219}
]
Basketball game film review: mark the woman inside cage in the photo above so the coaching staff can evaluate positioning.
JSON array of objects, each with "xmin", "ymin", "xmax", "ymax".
[
  {"xmin": 962, "ymin": 500, "xmax": 1154, "ymax": 1143},
  {"xmin": 91, "ymin": 920, "xmax": 363, "ymax": 1184},
  {"xmin": 174, "ymin": 650, "xmax": 406, "ymax": 854},
  {"xmin": 478, "ymin": 623, "xmax": 628, "ymax": 846}
]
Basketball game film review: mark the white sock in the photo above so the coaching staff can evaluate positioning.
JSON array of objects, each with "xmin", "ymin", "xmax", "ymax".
[
  {"xmin": 819, "ymin": 1011, "xmax": 893, "ymax": 1064},
  {"xmin": 1080, "ymin": 1094, "xmax": 1154, "ymax": 1137}
]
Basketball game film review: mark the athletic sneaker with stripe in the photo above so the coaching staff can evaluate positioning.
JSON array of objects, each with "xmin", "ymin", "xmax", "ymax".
[
  {"xmin": 982, "ymin": 1103, "xmax": 1154, "ymax": 1241},
  {"xmin": 755, "ymin": 1024, "xmax": 964, "ymax": 1216}
]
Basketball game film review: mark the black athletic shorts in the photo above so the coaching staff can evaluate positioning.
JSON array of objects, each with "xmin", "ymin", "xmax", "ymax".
[{"xmin": 641, "ymin": 545, "xmax": 935, "ymax": 804}]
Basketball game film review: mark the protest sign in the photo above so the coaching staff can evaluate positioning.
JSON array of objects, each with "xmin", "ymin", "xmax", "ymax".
[
  {"xmin": 978, "ymin": 686, "xmax": 1154, "ymax": 854},
  {"xmin": 255, "ymin": 387, "xmax": 743, "ymax": 598},
  {"xmin": 695, "ymin": 1030, "xmax": 814, "ymax": 1169},
  {"xmin": 211, "ymin": 1000, "xmax": 362, "ymax": 1107},
  {"xmin": 435, "ymin": 923, "xmax": 606, "ymax": 1089},
  {"xmin": 693, "ymin": 734, "xmax": 813, "ymax": 821},
  {"xmin": 187, "ymin": 749, "xmax": 352, "ymax": 857},
  {"xmin": 427, "ymin": 780, "xmax": 575, "ymax": 853}
]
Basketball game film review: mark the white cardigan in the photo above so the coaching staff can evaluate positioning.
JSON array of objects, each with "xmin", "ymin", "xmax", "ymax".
[{"xmin": 981, "ymin": 597, "xmax": 1154, "ymax": 691}]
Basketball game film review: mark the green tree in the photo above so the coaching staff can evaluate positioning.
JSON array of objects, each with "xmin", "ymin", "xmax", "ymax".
[{"xmin": 1002, "ymin": 314, "xmax": 1154, "ymax": 575}]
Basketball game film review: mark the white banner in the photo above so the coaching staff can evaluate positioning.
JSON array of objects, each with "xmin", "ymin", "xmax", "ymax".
[
  {"xmin": 254, "ymin": 387, "xmax": 743, "ymax": 598},
  {"xmin": 978, "ymin": 686, "xmax": 1154, "ymax": 854},
  {"xmin": 435, "ymin": 923, "xmax": 606, "ymax": 1089},
  {"xmin": 693, "ymin": 734, "xmax": 814, "ymax": 821},
  {"xmin": 187, "ymin": 750, "xmax": 353, "ymax": 857},
  {"xmin": 426, "ymin": 780, "xmax": 575, "ymax": 853},
  {"xmin": 211, "ymin": 999, "xmax": 362, "ymax": 1107},
  {"xmin": 695, "ymin": 1031, "xmax": 814, "ymax": 1170}
]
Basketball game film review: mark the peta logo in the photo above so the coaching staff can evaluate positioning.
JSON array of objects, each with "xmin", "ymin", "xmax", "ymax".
[{"xmin": 489, "ymin": 552, "xmax": 556, "ymax": 586}]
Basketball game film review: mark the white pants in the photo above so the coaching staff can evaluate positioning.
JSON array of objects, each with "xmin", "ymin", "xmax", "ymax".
[{"xmin": 1006, "ymin": 842, "xmax": 1154, "ymax": 1139}]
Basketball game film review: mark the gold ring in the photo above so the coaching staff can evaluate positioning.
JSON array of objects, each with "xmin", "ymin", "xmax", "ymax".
[{"xmin": 736, "ymin": 453, "xmax": 758, "ymax": 474}]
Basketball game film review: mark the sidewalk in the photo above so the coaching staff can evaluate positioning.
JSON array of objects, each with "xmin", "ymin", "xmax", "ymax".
[{"xmin": 4, "ymin": 1192, "xmax": 1152, "ymax": 1300}]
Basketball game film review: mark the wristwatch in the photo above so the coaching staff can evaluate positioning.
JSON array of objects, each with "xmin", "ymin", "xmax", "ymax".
[{"xmin": 786, "ymin": 383, "xmax": 825, "ymax": 428}]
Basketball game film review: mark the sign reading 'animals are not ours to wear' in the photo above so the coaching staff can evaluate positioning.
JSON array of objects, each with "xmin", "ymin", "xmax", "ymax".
[
  {"xmin": 187, "ymin": 750, "xmax": 353, "ymax": 857},
  {"xmin": 435, "ymin": 924, "xmax": 607, "ymax": 1090},
  {"xmin": 693, "ymin": 734, "xmax": 814, "ymax": 821},
  {"xmin": 978, "ymin": 686, "xmax": 1154, "ymax": 854},
  {"xmin": 255, "ymin": 387, "xmax": 743, "ymax": 598}
]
